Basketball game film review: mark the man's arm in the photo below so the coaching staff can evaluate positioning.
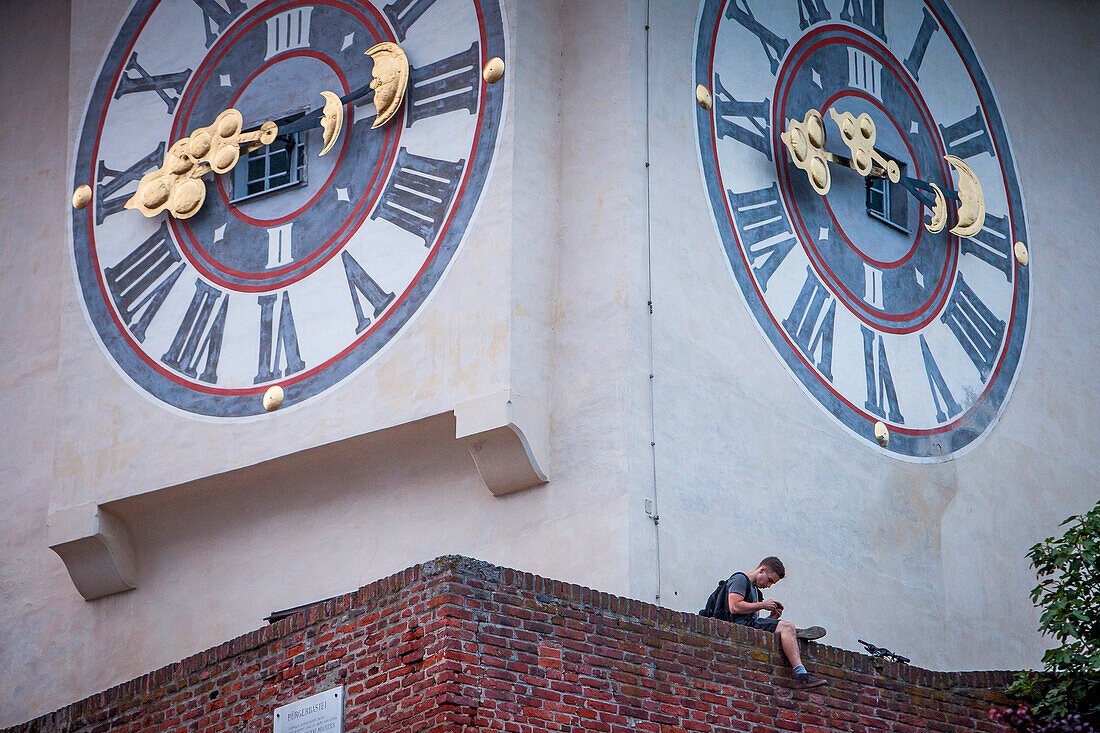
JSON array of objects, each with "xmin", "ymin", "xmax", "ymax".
[{"xmin": 728, "ymin": 592, "xmax": 781, "ymax": 616}]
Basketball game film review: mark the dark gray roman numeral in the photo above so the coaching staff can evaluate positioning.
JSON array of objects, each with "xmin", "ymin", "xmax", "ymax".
[
  {"xmin": 903, "ymin": 7, "xmax": 940, "ymax": 82},
  {"xmin": 114, "ymin": 53, "xmax": 192, "ymax": 113},
  {"xmin": 103, "ymin": 221, "xmax": 185, "ymax": 342},
  {"xmin": 713, "ymin": 73, "xmax": 772, "ymax": 160},
  {"xmin": 939, "ymin": 106, "xmax": 995, "ymax": 160},
  {"xmin": 783, "ymin": 266, "xmax": 837, "ymax": 381},
  {"xmin": 941, "ymin": 273, "xmax": 1005, "ymax": 382},
  {"xmin": 861, "ymin": 325, "xmax": 904, "ymax": 423},
  {"xmin": 962, "ymin": 212, "xmax": 1014, "ymax": 281},
  {"xmin": 371, "ymin": 148, "xmax": 464, "ymax": 246},
  {"xmin": 920, "ymin": 335, "xmax": 961, "ymax": 423},
  {"xmin": 383, "ymin": 0, "xmax": 437, "ymax": 42},
  {"xmin": 192, "ymin": 0, "xmax": 246, "ymax": 48},
  {"xmin": 406, "ymin": 42, "xmax": 480, "ymax": 127},
  {"xmin": 725, "ymin": 0, "xmax": 790, "ymax": 75},
  {"xmin": 162, "ymin": 279, "xmax": 229, "ymax": 384},
  {"xmin": 841, "ymin": 0, "xmax": 887, "ymax": 43},
  {"xmin": 255, "ymin": 292, "xmax": 305, "ymax": 384},
  {"xmin": 342, "ymin": 251, "xmax": 395, "ymax": 334},
  {"xmin": 797, "ymin": 0, "xmax": 832, "ymax": 31},
  {"xmin": 96, "ymin": 142, "xmax": 166, "ymax": 224},
  {"xmin": 727, "ymin": 184, "xmax": 797, "ymax": 292}
]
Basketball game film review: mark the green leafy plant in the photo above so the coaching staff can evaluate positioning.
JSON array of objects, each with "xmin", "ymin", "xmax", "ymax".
[{"xmin": 1006, "ymin": 499, "xmax": 1100, "ymax": 725}]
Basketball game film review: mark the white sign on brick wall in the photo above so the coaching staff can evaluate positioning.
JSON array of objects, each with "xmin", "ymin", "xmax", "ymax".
[{"xmin": 273, "ymin": 685, "xmax": 344, "ymax": 733}]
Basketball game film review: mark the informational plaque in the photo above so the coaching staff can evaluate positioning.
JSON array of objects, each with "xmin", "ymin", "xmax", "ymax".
[{"xmin": 273, "ymin": 685, "xmax": 344, "ymax": 733}]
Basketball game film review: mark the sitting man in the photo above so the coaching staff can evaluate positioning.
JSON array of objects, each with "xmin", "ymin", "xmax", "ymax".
[{"xmin": 727, "ymin": 556, "xmax": 828, "ymax": 689}]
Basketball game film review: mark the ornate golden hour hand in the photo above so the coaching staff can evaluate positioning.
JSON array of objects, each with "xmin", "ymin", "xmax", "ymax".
[
  {"xmin": 780, "ymin": 106, "xmax": 985, "ymax": 237},
  {"xmin": 781, "ymin": 108, "xmax": 896, "ymax": 196},
  {"xmin": 828, "ymin": 109, "xmax": 900, "ymax": 183},
  {"xmin": 781, "ymin": 109, "xmax": 832, "ymax": 195},
  {"xmin": 123, "ymin": 108, "xmax": 278, "ymax": 220}
]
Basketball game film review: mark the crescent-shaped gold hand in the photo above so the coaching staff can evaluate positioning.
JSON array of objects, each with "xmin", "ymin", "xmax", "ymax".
[
  {"xmin": 925, "ymin": 182, "xmax": 948, "ymax": 234},
  {"xmin": 319, "ymin": 91, "xmax": 344, "ymax": 156},
  {"xmin": 277, "ymin": 42, "xmax": 409, "ymax": 146},
  {"xmin": 365, "ymin": 41, "xmax": 409, "ymax": 129},
  {"xmin": 945, "ymin": 154, "xmax": 986, "ymax": 237}
]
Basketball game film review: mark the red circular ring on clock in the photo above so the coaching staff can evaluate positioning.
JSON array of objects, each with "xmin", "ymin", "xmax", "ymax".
[{"xmin": 772, "ymin": 26, "xmax": 957, "ymax": 334}]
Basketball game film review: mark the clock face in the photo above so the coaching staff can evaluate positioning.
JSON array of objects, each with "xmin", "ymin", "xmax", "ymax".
[
  {"xmin": 695, "ymin": 0, "xmax": 1030, "ymax": 460},
  {"xmin": 72, "ymin": 0, "xmax": 504, "ymax": 417}
]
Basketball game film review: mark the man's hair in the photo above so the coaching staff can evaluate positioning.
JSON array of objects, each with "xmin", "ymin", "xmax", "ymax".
[{"xmin": 758, "ymin": 556, "xmax": 785, "ymax": 579}]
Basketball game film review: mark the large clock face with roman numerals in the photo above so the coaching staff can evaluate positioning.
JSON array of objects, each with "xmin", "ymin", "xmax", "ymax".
[
  {"xmin": 695, "ymin": 0, "xmax": 1030, "ymax": 460},
  {"xmin": 72, "ymin": 0, "xmax": 503, "ymax": 417}
]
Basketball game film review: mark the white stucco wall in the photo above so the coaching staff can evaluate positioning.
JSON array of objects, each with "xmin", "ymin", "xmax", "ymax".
[
  {"xmin": 0, "ymin": 0, "xmax": 73, "ymax": 721},
  {"xmin": 1, "ymin": 0, "xmax": 1098, "ymax": 726}
]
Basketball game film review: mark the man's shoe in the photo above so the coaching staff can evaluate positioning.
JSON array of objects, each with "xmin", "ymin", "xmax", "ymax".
[
  {"xmin": 794, "ymin": 672, "xmax": 827, "ymax": 689},
  {"xmin": 796, "ymin": 625, "xmax": 827, "ymax": 641}
]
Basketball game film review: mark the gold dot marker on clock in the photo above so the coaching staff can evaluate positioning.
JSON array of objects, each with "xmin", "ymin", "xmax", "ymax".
[
  {"xmin": 1014, "ymin": 241, "xmax": 1029, "ymax": 266},
  {"xmin": 483, "ymin": 57, "xmax": 504, "ymax": 84},
  {"xmin": 72, "ymin": 185, "xmax": 92, "ymax": 210},
  {"xmin": 696, "ymin": 84, "xmax": 713, "ymax": 111},
  {"xmin": 874, "ymin": 421, "xmax": 890, "ymax": 448},
  {"xmin": 263, "ymin": 385, "xmax": 285, "ymax": 412}
]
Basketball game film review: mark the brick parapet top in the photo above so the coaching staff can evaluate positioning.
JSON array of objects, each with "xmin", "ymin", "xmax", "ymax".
[
  {"xmin": 10, "ymin": 555, "xmax": 1019, "ymax": 731},
  {"xmin": 452, "ymin": 556, "xmax": 1020, "ymax": 686}
]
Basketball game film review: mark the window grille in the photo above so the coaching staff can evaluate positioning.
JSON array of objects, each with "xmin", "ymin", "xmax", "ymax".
[
  {"xmin": 865, "ymin": 157, "xmax": 909, "ymax": 234},
  {"xmin": 230, "ymin": 130, "xmax": 307, "ymax": 203}
]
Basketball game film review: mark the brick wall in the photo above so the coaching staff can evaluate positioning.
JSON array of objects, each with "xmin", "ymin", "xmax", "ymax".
[{"xmin": 9, "ymin": 556, "xmax": 1015, "ymax": 732}]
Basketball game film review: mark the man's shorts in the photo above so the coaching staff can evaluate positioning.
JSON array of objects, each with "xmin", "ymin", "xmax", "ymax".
[{"xmin": 733, "ymin": 617, "xmax": 779, "ymax": 633}]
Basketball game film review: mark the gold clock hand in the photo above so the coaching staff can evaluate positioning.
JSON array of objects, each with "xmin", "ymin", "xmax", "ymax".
[
  {"xmin": 780, "ymin": 108, "xmax": 893, "ymax": 195},
  {"xmin": 364, "ymin": 42, "xmax": 409, "ymax": 129},
  {"xmin": 118, "ymin": 108, "xmax": 278, "ymax": 220},
  {"xmin": 74, "ymin": 42, "xmax": 411, "ymax": 219},
  {"xmin": 780, "ymin": 109, "xmax": 832, "ymax": 195},
  {"xmin": 943, "ymin": 154, "xmax": 986, "ymax": 237},
  {"xmin": 318, "ymin": 91, "xmax": 344, "ymax": 156},
  {"xmin": 828, "ymin": 108, "xmax": 900, "ymax": 182},
  {"xmin": 781, "ymin": 107, "xmax": 985, "ymax": 237},
  {"xmin": 270, "ymin": 41, "xmax": 409, "ymax": 143}
]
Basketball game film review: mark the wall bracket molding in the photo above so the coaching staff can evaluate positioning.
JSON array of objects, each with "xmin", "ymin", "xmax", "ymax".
[
  {"xmin": 455, "ymin": 390, "xmax": 548, "ymax": 496},
  {"xmin": 48, "ymin": 503, "xmax": 137, "ymax": 601}
]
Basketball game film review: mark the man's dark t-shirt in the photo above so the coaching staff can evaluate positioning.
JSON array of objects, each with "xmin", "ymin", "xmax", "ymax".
[
  {"xmin": 725, "ymin": 571, "xmax": 783, "ymax": 634},
  {"xmin": 726, "ymin": 572, "xmax": 761, "ymax": 623}
]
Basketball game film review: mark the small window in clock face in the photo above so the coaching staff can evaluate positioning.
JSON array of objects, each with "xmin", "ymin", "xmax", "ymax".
[
  {"xmin": 231, "ymin": 131, "xmax": 307, "ymax": 203},
  {"xmin": 865, "ymin": 159, "xmax": 909, "ymax": 234}
]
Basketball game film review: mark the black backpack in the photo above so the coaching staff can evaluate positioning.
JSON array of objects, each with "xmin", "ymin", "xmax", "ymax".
[{"xmin": 699, "ymin": 577, "xmax": 733, "ymax": 621}]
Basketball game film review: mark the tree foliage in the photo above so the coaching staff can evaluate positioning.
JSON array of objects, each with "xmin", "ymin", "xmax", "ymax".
[
  {"xmin": 1005, "ymin": 499, "xmax": 1100, "ymax": 726},
  {"xmin": 989, "ymin": 705, "xmax": 1096, "ymax": 733}
]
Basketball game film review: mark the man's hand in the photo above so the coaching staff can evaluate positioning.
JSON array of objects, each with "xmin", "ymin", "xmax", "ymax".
[{"xmin": 763, "ymin": 599, "xmax": 783, "ymax": 618}]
